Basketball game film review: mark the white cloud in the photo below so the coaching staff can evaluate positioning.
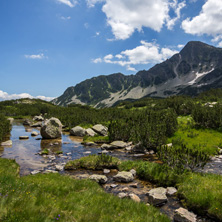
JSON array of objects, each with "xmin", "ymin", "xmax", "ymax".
[
  {"xmin": 177, "ymin": 44, "xmax": 185, "ymax": 49},
  {"xmin": 86, "ymin": 0, "xmax": 105, "ymax": 7},
  {"xmin": 57, "ymin": 0, "xmax": 78, "ymax": 7},
  {"xmin": 92, "ymin": 41, "xmax": 178, "ymax": 71},
  {"xmin": 60, "ymin": 16, "xmax": 71, "ymax": 20},
  {"xmin": 87, "ymin": 0, "xmax": 186, "ymax": 40},
  {"xmin": 0, "ymin": 90, "xmax": 55, "ymax": 102},
  {"xmin": 218, "ymin": 41, "xmax": 222, "ymax": 48},
  {"xmin": 92, "ymin": 58, "xmax": 102, "ymax": 63},
  {"xmin": 24, "ymin": 53, "xmax": 47, "ymax": 59},
  {"xmin": 182, "ymin": 0, "xmax": 222, "ymax": 39}
]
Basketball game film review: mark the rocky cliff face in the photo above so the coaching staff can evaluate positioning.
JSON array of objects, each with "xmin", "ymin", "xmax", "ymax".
[{"xmin": 52, "ymin": 41, "xmax": 222, "ymax": 107}]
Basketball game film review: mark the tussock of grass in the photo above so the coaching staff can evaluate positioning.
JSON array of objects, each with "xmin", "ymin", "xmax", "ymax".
[
  {"xmin": 0, "ymin": 158, "xmax": 170, "ymax": 222},
  {"xmin": 65, "ymin": 154, "xmax": 120, "ymax": 170}
]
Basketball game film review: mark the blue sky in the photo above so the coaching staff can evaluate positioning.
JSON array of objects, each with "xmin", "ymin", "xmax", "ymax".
[{"xmin": 0, "ymin": 0, "xmax": 222, "ymax": 101}]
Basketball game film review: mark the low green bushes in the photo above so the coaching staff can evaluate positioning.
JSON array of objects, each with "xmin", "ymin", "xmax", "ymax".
[{"xmin": 0, "ymin": 114, "xmax": 10, "ymax": 143}]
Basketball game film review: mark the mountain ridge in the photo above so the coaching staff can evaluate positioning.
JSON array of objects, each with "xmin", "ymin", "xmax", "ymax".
[{"xmin": 52, "ymin": 41, "xmax": 222, "ymax": 107}]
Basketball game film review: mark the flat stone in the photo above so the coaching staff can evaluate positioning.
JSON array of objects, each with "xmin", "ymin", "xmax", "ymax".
[
  {"xmin": 125, "ymin": 147, "xmax": 132, "ymax": 152},
  {"xmin": 129, "ymin": 183, "xmax": 138, "ymax": 188},
  {"xmin": 167, "ymin": 187, "xmax": 177, "ymax": 195},
  {"xmin": 133, "ymin": 154, "xmax": 145, "ymax": 157},
  {"xmin": 174, "ymin": 207, "xmax": 197, "ymax": 222},
  {"xmin": 118, "ymin": 192, "xmax": 128, "ymax": 199},
  {"xmin": 83, "ymin": 151, "xmax": 92, "ymax": 154},
  {"xmin": 31, "ymin": 170, "xmax": 41, "ymax": 175},
  {"xmin": 66, "ymin": 152, "xmax": 72, "ymax": 156},
  {"xmin": 19, "ymin": 136, "xmax": 29, "ymax": 140},
  {"xmin": 121, "ymin": 187, "xmax": 129, "ymax": 192},
  {"xmin": 89, "ymin": 174, "xmax": 108, "ymax": 184},
  {"xmin": 31, "ymin": 131, "xmax": 39, "ymax": 136},
  {"xmin": 147, "ymin": 187, "xmax": 167, "ymax": 206},
  {"xmin": 101, "ymin": 144, "xmax": 112, "ymax": 150},
  {"xmin": 129, "ymin": 193, "xmax": 141, "ymax": 203},
  {"xmin": 103, "ymin": 169, "xmax": 110, "ymax": 174},
  {"xmin": 110, "ymin": 184, "xmax": 118, "ymax": 188},
  {"xmin": 101, "ymin": 150, "xmax": 109, "ymax": 154},
  {"xmin": 31, "ymin": 122, "xmax": 42, "ymax": 127},
  {"xmin": 113, "ymin": 171, "xmax": 134, "ymax": 183},
  {"xmin": 86, "ymin": 128, "xmax": 97, "ymax": 137},
  {"xmin": 1, "ymin": 140, "xmax": 12, "ymax": 146},
  {"xmin": 84, "ymin": 142, "xmax": 96, "ymax": 146},
  {"xmin": 44, "ymin": 170, "xmax": 58, "ymax": 174}
]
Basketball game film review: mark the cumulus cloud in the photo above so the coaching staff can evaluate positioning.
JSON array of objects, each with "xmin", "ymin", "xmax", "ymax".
[
  {"xmin": 92, "ymin": 41, "xmax": 179, "ymax": 71},
  {"xmin": 87, "ymin": 0, "xmax": 186, "ymax": 40},
  {"xmin": 57, "ymin": 0, "xmax": 78, "ymax": 7},
  {"xmin": 24, "ymin": 53, "xmax": 47, "ymax": 59},
  {"xmin": 177, "ymin": 44, "xmax": 185, "ymax": 49},
  {"xmin": 182, "ymin": 0, "xmax": 222, "ymax": 42},
  {"xmin": 0, "ymin": 90, "xmax": 55, "ymax": 102},
  {"xmin": 60, "ymin": 16, "xmax": 71, "ymax": 20}
]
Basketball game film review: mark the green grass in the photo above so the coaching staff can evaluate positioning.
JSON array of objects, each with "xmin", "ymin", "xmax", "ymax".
[
  {"xmin": 65, "ymin": 154, "xmax": 121, "ymax": 170},
  {"xmin": 83, "ymin": 135, "xmax": 110, "ymax": 143},
  {"xmin": 167, "ymin": 116, "xmax": 221, "ymax": 155},
  {"xmin": 41, "ymin": 148, "xmax": 49, "ymax": 155},
  {"xmin": 0, "ymin": 158, "xmax": 170, "ymax": 222}
]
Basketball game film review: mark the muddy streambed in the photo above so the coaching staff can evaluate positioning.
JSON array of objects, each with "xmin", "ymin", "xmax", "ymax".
[{"xmin": 0, "ymin": 121, "xmax": 215, "ymax": 221}]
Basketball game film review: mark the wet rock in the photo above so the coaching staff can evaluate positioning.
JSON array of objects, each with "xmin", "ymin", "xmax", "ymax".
[
  {"xmin": 113, "ymin": 171, "xmax": 134, "ymax": 183},
  {"xmin": 26, "ymin": 128, "xmax": 32, "ymax": 132},
  {"xmin": 1, "ymin": 140, "xmax": 12, "ymax": 146},
  {"xmin": 147, "ymin": 187, "xmax": 167, "ymax": 206},
  {"xmin": 122, "ymin": 187, "xmax": 129, "ymax": 192},
  {"xmin": 83, "ymin": 151, "xmax": 92, "ymax": 154},
  {"xmin": 118, "ymin": 192, "xmax": 128, "ymax": 199},
  {"xmin": 36, "ymin": 138, "xmax": 41, "ymax": 140},
  {"xmin": 7, "ymin": 118, "xmax": 14, "ymax": 124},
  {"xmin": 174, "ymin": 207, "xmax": 197, "ymax": 222},
  {"xmin": 110, "ymin": 141, "xmax": 128, "ymax": 149},
  {"xmin": 44, "ymin": 170, "xmax": 58, "ymax": 174},
  {"xmin": 149, "ymin": 150, "xmax": 155, "ymax": 155},
  {"xmin": 103, "ymin": 169, "xmax": 110, "ymax": 174},
  {"xmin": 23, "ymin": 119, "xmax": 31, "ymax": 126},
  {"xmin": 83, "ymin": 142, "xmax": 96, "ymax": 146},
  {"xmin": 31, "ymin": 122, "xmax": 43, "ymax": 127},
  {"xmin": 101, "ymin": 150, "xmax": 109, "ymax": 154},
  {"xmin": 31, "ymin": 131, "xmax": 39, "ymax": 137},
  {"xmin": 129, "ymin": 193, "xmax": 141, "ymax": 203},
  {"xmin": 31, "ymin": 170, "xmax": 41, "ymax": 175},
  {"xmin": 86, "ymin": 128, "xmax": 97, "ymax": 137},
  {"xmin": 70, "ymin": 126, "xmax": 86, "ymax": 137},
  {"xmin": 101, "ymin": 144, "xmax": 112, "ymax": 150},
  {"xmin": 55, "ymin": 165, "xmax": 64, "ymax": 171},
  {"xmin": 89, "ymin": 174, "xmax": 108, "ymax": 184},
  {"xmin": 133, "ymin": 154, "xmax": 145, "ymax": 157},
  {"xmin": 33, "ymin": 115, "xmax": 44, "ymax": 121},
  {"xmin": 40, "ymin": 118, "xmax": 62, "ymax": 139},
  {"xmin": 167, "ymin": 187, "xmax": 177, "ymax": 195},
  {"xmin": 48, "ymin": 155, "xmax": 56, "ymax": 161},
  {"xmin": 66, "ymin": 152, "xmax": 72, "ymax": 156},
  {"xmin": 130, "ymin": 169, "xmax": 136, "ymax": 177},
  {"xmin": 19, "ymin": 136, "xmax": 29, "ymax": 140},
  {"xmin": 125, "ymin": 147, "xmax": 132, "ymax": 152},
  {"xmin": 129, "ymin": 183, "xmax": 138, "ymax": 188},
  {"xmin": 110, "ymin": 184, "xmax": 118, "ymax": 188},
  {"xmin": 92, "ymin": 124, "xmax": 108, "ymax": 136}
]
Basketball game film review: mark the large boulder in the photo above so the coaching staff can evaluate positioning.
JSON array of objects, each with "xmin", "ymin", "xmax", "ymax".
[
  {"xmin": 33, "ymin": 115, "xmax": 44, "ymax": 121},
  {"xmin": 89, "ymin": 174, "xmax": 108, "ymax": 184},
  {"xmin": 70, "ymin": 126, "xmax": 86, "ymax": 137},
  {"xmin": 92, "ymin": 124, "xmax": 108, "ymax": 136},
  {"xmin": 174, "ymin": 208, "xmax": 197, "ymax": 222},
  {"xmin": 147, "ymin": 187, "xmax": 167, "ymax": 206},
  {"xmin": 113, "ymin": 171, "xmax": 134, "ymax": 183},
  {"xmin": 110, "ymin": 141, "xmax": 128, "ymax": 149},
  {"xmin": 40, "ymin": 118, "xmax": 62, "ymax": 139},
  {"xmin": 86, "ymin": 128, "xmax": 97, "ymax": 137}
]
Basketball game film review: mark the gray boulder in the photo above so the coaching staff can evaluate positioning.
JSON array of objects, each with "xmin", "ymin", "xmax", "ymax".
[
  {"xmin": 147, "ymin": 187, "xmax": 167, "ymax": 206},
  {"xmin": 110, "ymin": 141, "xmax": 128, "ymax": 149},
  {"xmin": 101, "ymin": 144, "xmax": 112, "ymax": 150},
  {"xmin": 92, "ymin": 124, "xmax": 108, "ymax": 136},
  {"xmin": 33, "ymin": 115, "xmax": 44, "ymax": 121},
  {"xmin": 86, "ymin": 128, "xmax": 97, "ymax": 137},
  {"xmin": 167, "ymin": 187, "xmax": 177, "ymax": 196},
  {"xmin": 40, "ymin": 118, "xmax": 62, "ymax": 139},
  {"xmin": 174, "ymin": 208, "xmax": 197, "ymax": 222},
  {"xmin": 118, "ymin": 192, "xmax": 128, "ymax": 199},
  {"xmin": 1, "ymin": 140, "xmax": 12, "ymax": 146},
  {"xmin": 113, "ymin": 171, "xmax": 134, "ymax": 183},
  {"xmin": 129, "ymin": 193, "xmax": 141, "ymax": 203},
  {"xmin": 89, "ymin": 174, "xmax": 108, "ymax": 184},
  {"xmin": 31, "ymin": 131, "xmax": 39, "ymax": 137},
  {"xmin": 7, "ymin": 118, "xmax": 14, "ymax": 124},
  {"xmin": 70, "ymin": 126, "xmax": 86, "ymax": 137}
]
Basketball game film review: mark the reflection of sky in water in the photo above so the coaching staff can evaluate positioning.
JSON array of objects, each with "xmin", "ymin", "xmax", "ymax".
[{"xmin": 0, "ymin": 121, "xmax": 101, "ymax": 175}]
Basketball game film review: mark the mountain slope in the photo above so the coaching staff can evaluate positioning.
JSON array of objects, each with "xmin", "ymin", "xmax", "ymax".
[{"xmin": 53, "ymin": 41, "xmax": 222, "ymax": 107}]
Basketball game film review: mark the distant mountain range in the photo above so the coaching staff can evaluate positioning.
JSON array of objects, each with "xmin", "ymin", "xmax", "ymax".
[{"xmin": 52, "ymin": 41, "xmax": 222, "ymax": 107}]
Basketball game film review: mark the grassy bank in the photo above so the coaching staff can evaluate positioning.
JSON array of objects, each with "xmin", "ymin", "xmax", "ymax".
[
  {"xmin": 119, "ymin": 160, "xmax": 222, "ymax": 221},
  {"xmin": 0, "ymin": 158, "xmax": 170, "ymax": 222}
]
